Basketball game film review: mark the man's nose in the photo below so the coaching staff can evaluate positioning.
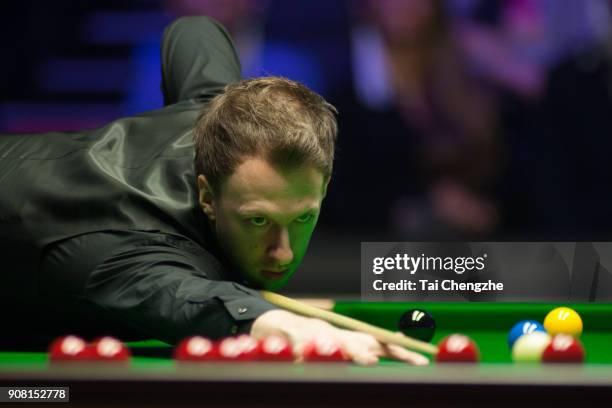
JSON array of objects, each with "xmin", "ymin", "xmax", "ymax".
[{"xmin": 268, "ymin": 228, "xmax": 293, "ymax": 266}]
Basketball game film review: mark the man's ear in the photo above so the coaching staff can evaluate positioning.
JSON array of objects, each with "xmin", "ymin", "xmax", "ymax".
[{"xmin": 197, "ymin": 174, "xmax": 216, "ymax": 221}]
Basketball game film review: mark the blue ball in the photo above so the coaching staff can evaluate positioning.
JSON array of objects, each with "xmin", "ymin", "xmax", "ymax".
[{"xmin": 507, "ymin": 320, "xmax": 547, "ymax": 349}]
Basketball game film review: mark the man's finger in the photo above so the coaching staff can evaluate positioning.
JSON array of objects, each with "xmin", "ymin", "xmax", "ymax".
[
  {"xmin": 342, "ymin": 342, "xmax": 379, "ymax": 366},
  {"xmin": 385, "ymin": 344, "xmax": 430, "ymax": 366}
]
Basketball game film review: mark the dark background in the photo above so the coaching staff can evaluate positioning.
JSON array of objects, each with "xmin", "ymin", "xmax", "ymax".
[{"xmin": 3, "ymin": 0, "xmax": 612, "ymax": 297}]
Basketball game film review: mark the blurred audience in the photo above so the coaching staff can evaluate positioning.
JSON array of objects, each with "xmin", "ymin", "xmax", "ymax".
[
  {"xmin": 458, "ymin": 0, "xmax": 612, "ymax": 238},
  {"xmin": 324, "ymin": 0, "xmax": 612, "ymax": 240},
  {"xmin": 325, "ymin": 0, "xmax": 502, "ymax": 239},
  {"xmin": 5, "ymin": 0, "xmax": 612, "ymax": 241}
]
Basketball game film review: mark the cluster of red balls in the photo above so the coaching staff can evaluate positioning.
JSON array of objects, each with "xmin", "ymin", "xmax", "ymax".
[
  {"xmin": 49, "ymin": 333, "xmax": 477, "ymax": 364},
  {"xmin": 48, "ymin": 335, "xmax": 131, "ymax": 363},
  {"xmin": 174, "ymin": 334, "xmax": 347, "ymax": 363}
]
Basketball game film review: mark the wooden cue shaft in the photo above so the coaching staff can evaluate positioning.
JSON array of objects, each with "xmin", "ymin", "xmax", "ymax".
[{"xmin": 260, "ymin": 291, "xmax": 438, "ymax": 355}]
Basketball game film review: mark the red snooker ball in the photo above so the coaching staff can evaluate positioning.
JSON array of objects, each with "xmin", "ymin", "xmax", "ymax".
[
  {"xmin": 48, "ymin": 335, "xmax": 91, "ymax": 362},
  {"xmin": 174, "ymin": 336, "xmax": 219, "ymax": 361},
  {"xmin": 233, "ymin": 335, "xmax": 261, "ymax": 360},
  {"xmin": 90, "ymin": 336, "xmax": 131, "ymax": 362},
  {"xmin": 303, "ymin": 337, "xmax": 348, "ymax": 362},
  {"xmin": 258, "ymin": 335, "xmax": 294, "ymax": 362},
  {"xmin": 542, "ymin": 334, "xmax": 585, "ymax": 363},
  {"xmin": 436, "ymin": 334, "xmax": 480, "ymax": 363},
  {"xmin": 218, "ymin": 335, "xmax": 260, "ymax": 361}
]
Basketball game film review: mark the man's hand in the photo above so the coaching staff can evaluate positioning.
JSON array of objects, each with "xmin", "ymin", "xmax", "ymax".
[{"xmin": 250, "ymin": 310, "xmax": 429, "ymax": 366}]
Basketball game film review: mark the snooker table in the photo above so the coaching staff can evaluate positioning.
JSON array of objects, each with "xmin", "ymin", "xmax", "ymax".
[{"xmin": 1, "ymin": 302, "xmax": 612, "ymax": 407}]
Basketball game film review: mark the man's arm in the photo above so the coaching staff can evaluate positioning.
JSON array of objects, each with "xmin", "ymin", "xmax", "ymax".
[
  {"xmin": 41, "ymin": 230, "xmax": 276, "ymax": 344},
  {"xmin": 41, "ymin": 230, "xmax": 428, "ymax": 365}
]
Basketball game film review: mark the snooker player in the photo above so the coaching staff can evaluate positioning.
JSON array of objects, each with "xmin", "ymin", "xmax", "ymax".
[{"xmin": 0, "ymin": 16, "xmax": 426, "ymax": 365}]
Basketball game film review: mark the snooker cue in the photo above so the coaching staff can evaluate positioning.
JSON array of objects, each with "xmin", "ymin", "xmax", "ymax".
[{"xmin": 260, "ymin": 291, "xmax": 438, "ymax": 355}]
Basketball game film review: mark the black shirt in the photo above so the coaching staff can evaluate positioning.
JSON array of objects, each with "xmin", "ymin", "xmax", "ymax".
[{"xmin": 0, "ymin": 17, "xmax": 276, "ymax": 346}]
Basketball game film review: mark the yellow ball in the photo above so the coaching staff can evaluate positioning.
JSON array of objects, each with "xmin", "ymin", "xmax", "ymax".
[{"xmin": 543, "ymin": 307, "xmax": 583, "ymax": 337}]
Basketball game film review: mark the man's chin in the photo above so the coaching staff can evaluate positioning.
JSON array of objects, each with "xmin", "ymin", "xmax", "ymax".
[
  {"xmin": 243, "ymin": 275, "xmax": 290, "ymax": 291},
  {"xmin": 262, "ymin": 279, "xmax": 289, "ymax": 290},
  {"xmin": 250, "ymin": 278, "xmax": 288, "ymax": 291}
]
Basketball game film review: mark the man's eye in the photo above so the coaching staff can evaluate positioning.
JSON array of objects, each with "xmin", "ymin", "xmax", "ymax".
[
  {"xmin": 250, "ymin": 217, "xmax": 268, "ymax": 227},
  {"xmin": 295, "ymin": 213, "xmax": 314, "ymax": 223}
]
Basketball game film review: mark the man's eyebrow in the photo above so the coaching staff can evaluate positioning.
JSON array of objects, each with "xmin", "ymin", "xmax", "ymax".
[{"xmin": 237, "ymin": 204, "xmax": 320, "ymax": 215}]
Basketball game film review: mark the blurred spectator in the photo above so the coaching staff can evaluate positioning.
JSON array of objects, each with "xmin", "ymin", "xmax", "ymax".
[
  {"xmin": 324, "ymin": 0, "xmax": 612, "ymax": 240},
  {"xmin": 456, "ymin": 0, "xmax": 612, "ymax": 239},
  {"xmin": 453, "ymin": 0, "xmax": 547, "ymax": 99},
  {"xmin": 453, "ymin": 0, "xmax": 611, "ymax": 99},
  {"xmin": 325, "ymin": 0, "xmax": 502, "ymax": 239}
]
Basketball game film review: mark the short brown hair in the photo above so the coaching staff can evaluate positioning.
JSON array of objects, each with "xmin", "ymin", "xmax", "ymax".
[{"xmin": 194, "ymin": 77, "xmax": 338, "ymax": 194}]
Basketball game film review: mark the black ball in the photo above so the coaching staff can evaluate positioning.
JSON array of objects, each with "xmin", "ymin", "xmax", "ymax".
[{"xmin": 398, "ymin": 309, "xmax": 436, "ymax": 342}]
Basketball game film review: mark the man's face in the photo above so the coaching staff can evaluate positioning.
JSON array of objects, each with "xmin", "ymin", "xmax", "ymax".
[{"xmin": 198, "ymin": 157, "xmax": 327, "ymax": 290}]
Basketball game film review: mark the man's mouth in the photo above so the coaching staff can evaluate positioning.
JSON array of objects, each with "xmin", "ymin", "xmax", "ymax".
[{"xmin": 261, "ymin": 269, "xmax": 289, "ymax": 281}]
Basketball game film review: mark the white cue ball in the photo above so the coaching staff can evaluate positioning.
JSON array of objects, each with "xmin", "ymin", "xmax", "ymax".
[{"xmin": 512, "ymin": 332, "xmax": 552, "ymax": 363}]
